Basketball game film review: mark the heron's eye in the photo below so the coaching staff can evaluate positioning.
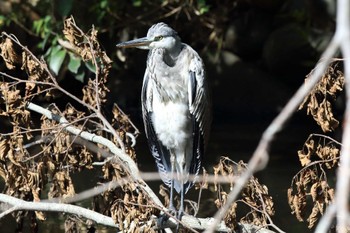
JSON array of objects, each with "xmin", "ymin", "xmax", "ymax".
[{"xmin": 154, "ymin": 36, "xmax": 164, "ymax": 41}]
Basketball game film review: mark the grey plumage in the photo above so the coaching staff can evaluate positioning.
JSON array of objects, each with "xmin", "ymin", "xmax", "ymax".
[{"xmin": 117, "ymin": 22, "xmax": 211, "ymax": 219}]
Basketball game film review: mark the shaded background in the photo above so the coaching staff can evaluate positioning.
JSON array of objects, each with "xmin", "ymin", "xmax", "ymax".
[{"xmin": 0, "ymin": 0, "xmax": 340, "ymax": 232}]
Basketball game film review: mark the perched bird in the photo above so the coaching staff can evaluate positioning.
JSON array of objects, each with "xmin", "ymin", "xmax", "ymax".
[{"xmin": 116, "ymin": 23, "xmax": 211, "ymax": 220}]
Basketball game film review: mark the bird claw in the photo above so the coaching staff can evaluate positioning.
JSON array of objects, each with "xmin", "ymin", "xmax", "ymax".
[
  {"xmin": 175, "ymin": 210, "xmax": 184, "ymax": 232},
  {"xmin": 157, "ymin": 206, "xmax": 177, "ymax": 227},
  {"xmin": 157, "ymin": 214, "xmax": 169, "ymax": 227},
  {"xmin": 176, "ymin": 210, "xmax": 184, "ymax": 221},
  {"xmin": 157, "ymin": 207, "xmax": 185, "ymax": 232}
]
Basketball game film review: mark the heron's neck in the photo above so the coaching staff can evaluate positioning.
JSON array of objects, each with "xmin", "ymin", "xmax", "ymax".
[{"xmin": 163, "ymin": 42, "xmax": 182, "ymax": 66}]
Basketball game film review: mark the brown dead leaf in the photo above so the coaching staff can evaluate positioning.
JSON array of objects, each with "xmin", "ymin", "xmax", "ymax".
[
  {"xmin": 0, "ymin": 139, "xmax": 9, "ymax": 161},
  {"xmin": 298, "ymin": 139, "xmax": 315, "ymax": 166},
  {"xmin": 299, "ymin": 60, "xmax": 344, "ymax": 132},
  {"xmin": 159, "ymin": 184, "xmax": 170, "ymax": 207},
  {"xmin": 310, "ymin": 182, "xmax": 318, "ymax": 202},
  {"xmin": 287, "ymin": 188, "xmax": 294, "ymax": 208},
  {"xmin": 291, "ymin": 134, "xmax": 339, "ymax": 229},
  {"xmin": 195, "ymin": 167, "xmax": 208, "ymax": 190},
  {"xmin": 213, "ymin": 158, "xmax": 274, "ymax": 230},
  {"xmin": 327, "ymin": 188, "xmax": 335, "ymax": 202},
  {"xmin": 307, "ymin": 204, "xmax": 319, "ymax": 228},
  {"xmin": 292, "ymin": 194, "xmax": 305, "ymax": 222},
  {"xmin": 0, "ymin": 37, "xmax": 21, "ymax": 69},
  {"xmin": 316, "ymin": 144, "xmax": 339, "ymax": 169}
]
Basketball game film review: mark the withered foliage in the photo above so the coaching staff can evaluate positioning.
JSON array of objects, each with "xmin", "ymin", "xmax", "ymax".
[
  {"xmin": 98, "ymin": 160, "xmax": 157, "ymax": 232},
  {"xmin": 291, "ymin": 60, "xmax": 344, "ymax": 229},
  {"xmin": 63, "ymin": 17, "xmax": 111, "ymax": 108},
  {"xmin": 0, "ymin": 37, "xmax": 21, "ymax": 70},
  {"xmin": 213, "ymin": 157, "xmax": 275, "ymax": 230},
  {"xmin": 0, "ymin": 16, "xmax": 154, "ymax": 232},
  {"xmin": 0, "ymin": 33, "xmax": 56, "ymax": 101},
  {"xmin": 289, "ymin": 134, "xmax": 339, "ymax": 228},
  {"xmin": 297, "ymin": 134, "xmax": 340, "ymax": 169},
  {"xmin": 299, "ymin": 60, "xmax": 344, "ymax": 132}
]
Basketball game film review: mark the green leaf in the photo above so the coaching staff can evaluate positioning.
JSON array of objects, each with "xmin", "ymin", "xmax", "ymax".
[
  {"xmin": 133, "ymin": 0, "xmax": 142, "ymax": 7},
  {"xmin": 33, "ymin": 16, "xmax": 52, "ymax": 38},
  {"xmin": 75, "ymin": 71, "xmax": 85, "ymax": 83},
  {"xmin": 0, "ymin": 15, "xmax": 6, "ymax": 28},
  {"xmin": 85, "ymin": 61, "xmax": 96, "ymax": 73},
  {"xmin": 100, "ymin": 0, "xmax": 108, "ymax": 8},
  {"xmin": 49, "ymin": 45, "xmax": 67, "ymax": 75},
  {"xmin": 68, "ymin": 52, "xmax": 81, "ymax": 74},
  {"xmin": 198, "ymin": 0, "xmax": 210, "ymax": 15}
]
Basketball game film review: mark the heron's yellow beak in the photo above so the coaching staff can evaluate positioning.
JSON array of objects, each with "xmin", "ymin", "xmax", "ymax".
[{"xmin": 116, "ymin": 37, "xmax": 151, "ymax": 49}]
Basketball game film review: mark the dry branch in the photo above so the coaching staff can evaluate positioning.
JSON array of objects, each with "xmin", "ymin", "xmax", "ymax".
[
  {"xmin": 0, "ymin": 193, "xmax": 118, "ymax": 227},
  {"xmin": 26, "ymin": 102, "xmax": 164, "ymax": 209},
  {"xmin": 0, "ymin": 192, "xmax": 276, "ymax": 233},
  {"xmin": 23, "ymin": 102, "xmax": 237, "ymax": 232}
]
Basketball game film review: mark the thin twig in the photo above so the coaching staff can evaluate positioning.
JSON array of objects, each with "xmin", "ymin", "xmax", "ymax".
[
  {"xmin": 25, "ymin": 102, "xmax": 163, "ymax": 207},
  {"xmin": 1, "ymin": 32, "xmax": 126, "ymax": 152},
  {"xmin": 310, "ymin": 133, "xmax": 342, "ymax": 146}
]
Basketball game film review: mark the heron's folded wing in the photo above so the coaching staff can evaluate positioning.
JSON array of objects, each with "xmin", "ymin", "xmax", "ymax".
[
  {"xmin": 188, "ymin": 47, "xmax": 212, "ymax": 183},
  {"xmin": 141, "ymin": 71, "xmax": 172, "ymax": 188}
]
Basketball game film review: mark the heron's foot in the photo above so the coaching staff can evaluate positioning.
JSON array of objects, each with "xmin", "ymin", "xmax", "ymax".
[
  {"xmin": 157, "ymin": 206, "xmax": 177, "ymax": 227},
  {"xmin": 157, "ymin": 214, "xmax": 168, "ymax": 227},
  {"xmin": 168, "ymin": 204, "xmax": 177, "ymax": 217},
  {"xmin": 174, "ymin": 209, "xmax": 185, "ymax": 232},
  {"xmin": 176, "ymin": 209, "xmax": 184, "ymax": 221}
]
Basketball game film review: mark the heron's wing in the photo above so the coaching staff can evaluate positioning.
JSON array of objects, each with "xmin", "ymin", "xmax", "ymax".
[
  {"xmin": 186, "ymin": 45, "xmax": 212, "ymax": 191},
  {"xmin": 141, "ymin": 70, "xmax": 172, "ymax": 188}
]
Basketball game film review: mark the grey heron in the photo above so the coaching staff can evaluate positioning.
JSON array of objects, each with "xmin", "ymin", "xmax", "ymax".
[{"xmin": 116, "ymin": 23, "xmax": 211, "ymax": 220}]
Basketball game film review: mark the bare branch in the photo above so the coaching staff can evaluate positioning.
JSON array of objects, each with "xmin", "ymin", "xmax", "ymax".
[
  {"xmin": 26, "ymin": 102, "xmax": 164, "ymax": 209},
  {"xmin": 0, "ymin": 193, "xmax": 119, "ymax": 228},
  {"xmin": 24, "ymin": 102, "xmax": 240, "ymax": 232},
  {"xmin": 0, "ymin": 192, "xmax": 270, "ymax": 233}
]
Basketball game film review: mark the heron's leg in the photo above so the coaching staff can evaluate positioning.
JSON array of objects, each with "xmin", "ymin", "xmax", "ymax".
[
  {"xmin": 169, "ymin": 151, "xmax": 176, "ymax": 212},
  {"xmin": 178, "ymin": 181, "xmax": 185, "ymax": 220},
  {"xmin": 175, "ymin": 172, "xmax": 185, "ymax": 232},
  {"xmin": 158, "ymin": 151, "xmax": 177, "ymax": 226}
]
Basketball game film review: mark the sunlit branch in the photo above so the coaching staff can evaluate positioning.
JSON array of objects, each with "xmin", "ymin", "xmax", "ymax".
[
  {"xmin": 25, "ymin": 102, "xmax": 164, "ymax": 209},
  {"xmin": 0, "ymin": 194, "xmax": 119, "ymax": 228}
]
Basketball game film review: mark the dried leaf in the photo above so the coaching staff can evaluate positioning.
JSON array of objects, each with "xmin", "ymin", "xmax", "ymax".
[
  {"xmin": 299, "ymin": 61, "xmax": 344, "ymax": 132},
  {"xmin": 298, "ymin": 139, "xmax": 315, "ymax": 166},
  {"xmin": 0, "ymin": 139, "xmax": 9, "ymax": 160},
  {"xmin": 0, "ymin": 37, "xmax": 21, "ymax": 69},
  {"xmin": 307, "ymin": 204, "xmax": 319, "ymax": 228},
  {"xmin": 310, "ymin": 182, "xmax": 318, "ymax": 201},
  {"xmin": 293, "ymin": 195, "xmax": 305, "ymax": 222}
]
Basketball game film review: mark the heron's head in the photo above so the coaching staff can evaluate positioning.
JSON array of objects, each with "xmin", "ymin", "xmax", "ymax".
[{"xmin": 116, "ymin": 23, "xmax": 181, "ymax": 51}]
